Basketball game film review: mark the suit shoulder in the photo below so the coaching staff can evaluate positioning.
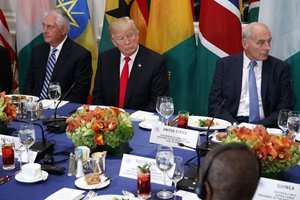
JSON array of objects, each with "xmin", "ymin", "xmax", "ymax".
[
  {"xmin": 67, "ymin": 39, "xmax": 91, "ymax": 54},
  {"xmin": 267, "ymin": 55, "xmax": 289, "ymax": 66}
]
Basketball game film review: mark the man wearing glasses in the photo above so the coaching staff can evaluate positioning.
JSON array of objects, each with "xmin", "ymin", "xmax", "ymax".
[{"xmin": 92, "ymin": 17, "xmax": 169, "ymax": 111}]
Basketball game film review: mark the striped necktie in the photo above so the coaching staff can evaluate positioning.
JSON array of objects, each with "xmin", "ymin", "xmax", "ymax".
[
  {"xmin": 119, "ymin": 56, "xmax": 131, "ymax": 108},
  {"xmin": 40, "ymin": 48, "xmax": 58, "ymax": 99},
  {"xmin": 248, "ymin": 60, "xmax": 260, "ymax": 123}
]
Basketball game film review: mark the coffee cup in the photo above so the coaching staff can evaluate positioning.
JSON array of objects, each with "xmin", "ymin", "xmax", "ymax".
[{"xmin": 21, "ymin": 163, "xmax": 42, "ymax": 180}]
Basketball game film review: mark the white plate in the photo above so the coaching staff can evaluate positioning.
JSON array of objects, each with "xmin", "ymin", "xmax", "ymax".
[
  {"xmin": 208, "ymin": 132, "xmax": 228, "ymax": 143},
  {"xmin": 6, "ymin": 94, "xmax": 39, "ymax": 102},
  {"xmin": 77, "ymin": 105, "xmax": 125, "ymax": 112},
  {"xmin": 90, "ymin": 195, "xmax": 139, "ymax": 200},
  {"xmin": 75, "ymin": 175, "xmax": 110, "ymax": 190},
  {"xmin": 188, "ymin": 116, "xmax": 231, "ymax": 130},
  {"xmin": 15, "ymin": 170, "xmax": 48, "ymax": 183}
]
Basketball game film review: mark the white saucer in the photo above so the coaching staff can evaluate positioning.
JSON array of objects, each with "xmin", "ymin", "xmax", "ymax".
[
  {"xmin": 139, "ymin": 121, "xmax": 154, "ymax": 130},
  {"xmin": 15, "ymin": 170, "xmax": 48, "ymax": 183},
  {"xmin": 91, "ymin": 195, "xmax": 139, "ymax": 200},
  {"xmin": 75, "ymin": 175, "xmax": 110, "ymax": 190}
]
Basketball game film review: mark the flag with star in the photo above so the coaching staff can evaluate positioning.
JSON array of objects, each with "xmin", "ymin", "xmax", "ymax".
[
  {"xmin": 145, "ymin": 0, "xmax": 197, "ymax": 113},
  {"xmin": 248, "ymin": 0, "xmax": 260, "ymax": 22},
  {"xmin": 194, "ymin": 0, "xmax": 243, "ymax": 115},
  {"xmin": 56, "ymin": 0, "xmax": 97, "ymax": 94},
  {"xmin": 99, "ymin": 0, "xmax": 132, "ymax": 54},
  {"xmin": 16, "ymin": 0, "xmax": 55, "ymax": 92}
]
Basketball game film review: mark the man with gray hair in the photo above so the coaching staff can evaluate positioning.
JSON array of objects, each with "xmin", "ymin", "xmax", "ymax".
[
  {"xmin": 208, "ymin": 22, "xmax": 293, "ymax": 127},
  {"xmin": 24, "ymin": 9, "xmax": 92, "ymax": 103},
  {"xmin": 92, "ymin": 17, "xmax": 168, "ymax": 111}
]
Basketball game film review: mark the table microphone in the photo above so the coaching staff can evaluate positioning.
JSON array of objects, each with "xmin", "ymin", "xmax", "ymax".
[
  {"xmin": 43, "ymin": 82, "xmax": 76, "ymax": 133},
  {"xmin": 199, "ymin": 99, "xmax": 226, "ymax": 152},
  {"xmin": 13, "ymin": 119, "xmax": 54, "ymax": 160}
]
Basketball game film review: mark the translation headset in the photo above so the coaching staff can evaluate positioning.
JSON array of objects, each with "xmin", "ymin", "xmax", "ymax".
[
  {"xmin": 194, "ymin": 143, "xmax": 255, "ymax": 199},
  {"xmin": 40, "ymin": 151, "xmax": 70, "ymax": 165}
]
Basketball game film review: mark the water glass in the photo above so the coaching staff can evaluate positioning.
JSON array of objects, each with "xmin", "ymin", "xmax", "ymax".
[
  {"xmin": 48, "ymin": 82, "xmax": 61, "ymax": 108},
  {"xmin": 159, "ymin": 96, "xmax": 174, "ymax": 125},
  {"xmin": 167, "ymin": 156, "xmax": 184, "ymax": 196},
  {"xmin": 287, "ymin": 111, "xmax": 300, "ymax": 141},
  {"xmin": 278, "ymin": 109, "xmax": 290, "ymax": 134},
  {"xmin": 1, "ymin": 137, "xmax": 15, "ymax": 170},
  {"xmin": 19, "ymin": 123, "xmax": 36, "ymax": 163}
]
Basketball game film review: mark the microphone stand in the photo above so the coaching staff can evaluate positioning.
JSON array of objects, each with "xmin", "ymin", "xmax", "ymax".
[
  {"xmin": 43, "ymin": 83, "xmax": 76, "ymax": 133},
  {"xmin": 198, "ymin": 99, "xmax": 226, "ymax": 152},
  {"xmin": 13, "ymin": 119, "xmax": 54, "ymax": 161}
]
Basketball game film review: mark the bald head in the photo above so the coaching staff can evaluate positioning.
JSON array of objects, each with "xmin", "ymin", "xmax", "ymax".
[{"xmin": 199, "ymin": 143, "xmax": 260, "ymax": 200}]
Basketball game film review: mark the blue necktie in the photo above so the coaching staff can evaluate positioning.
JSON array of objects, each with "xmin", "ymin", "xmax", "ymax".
[
  {"xmin": 40, "ymin": 48, "xmax": 58, "ymax": 99},
  {"xmin": 248, "ymin": 61, "xmax": 260, "ymax": 123}
]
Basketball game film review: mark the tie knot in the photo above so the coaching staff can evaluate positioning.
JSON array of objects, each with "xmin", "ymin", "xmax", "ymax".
[
  {"xmin": 249, "ymin": 61, "xmax": 257, "ymax": 69},
  {"xmin": 52, "ymin": 48, "xmax": 58, "ymax": 54},
  {"xmin": 124, "ymin": 56, "xmax": 131, "ymax": 62}
]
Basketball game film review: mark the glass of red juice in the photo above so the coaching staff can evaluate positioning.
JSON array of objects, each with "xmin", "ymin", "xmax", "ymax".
[
  {"xmin": 177, "ymin": 110, "xmax": 189, "ymax": 128},
  {"xmin": 1, "ymin": 139, "xmax": 15, "ymax": 170},
  {"xmin": 137, "ymin": 167, "xmax": 151, "ymax": 199}
]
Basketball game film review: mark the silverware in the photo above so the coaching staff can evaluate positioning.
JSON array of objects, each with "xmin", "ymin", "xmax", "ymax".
[
  {"xmin": 0, "ymin": 175, "xmax": 10, "ymax": 184},
  {"xmin": 82, "ymin": 190, "xmax": 96, "ymax": 200},
  {"xmin": 168, "ymin": 115, "xmax": 178, "ymax": 126}
]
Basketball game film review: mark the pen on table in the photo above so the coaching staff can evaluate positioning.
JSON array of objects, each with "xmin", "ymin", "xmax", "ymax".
[{"xmin": 168, "ymin": 112, "xmax": 193, "ymax": 126}]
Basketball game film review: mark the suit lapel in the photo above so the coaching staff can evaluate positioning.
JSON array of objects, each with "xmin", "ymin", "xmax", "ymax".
[
  {"xmin": 261, "ymin": 58, "xmax": 271, "ymax": 104},
  {"xmin": 235, "ymin": 54, "xmax": 243, "ymax": 103},
  {"xmin": 111, "ymin": 50, "xmax": 121, "ymax": 106},
  {"xmin": 124, "ymin": 47, "xmax": 145, "ymax": 107},
  {"xmin": 38, "ymin": 45, "xmax": 51, "ymax": 93},
  {"xmin": 51, "ymin": 38, "xmax": 71, "ymax": 80}
]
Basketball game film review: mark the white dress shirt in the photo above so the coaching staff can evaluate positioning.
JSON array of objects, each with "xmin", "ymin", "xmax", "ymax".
[
  {"xmin": 119, "ymin": 45, "xmax": 139, "ymax": 77},
  {"xmin": 237, "ymin": 52, "xmax": 265, "ymax": 120}
]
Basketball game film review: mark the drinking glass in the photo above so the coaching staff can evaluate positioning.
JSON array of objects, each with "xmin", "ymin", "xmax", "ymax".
[
  {"xmin": 287, "ymin": 111, "xmax": 300, "ymax": 141},
  {"xmin": 159, "ymin": 96, "xmax": 174, "ymax": 125},
  {"xmin": 167, "ymin": 156, "xmax": 184, "ymax": 197},
  {"xmin": 12, "ymin": 131, "xmax": 26, "ymax": 172},
  {"xmin": 48, "ymin": 82, "xmax": 61, "ymax": 108},
  {"xmin": 156, "ymin": 96, "xmax": 165, "ymax": 124},
  {"xmin": 1, "ymin": 137, "xmax": 15, "ymax": 170},
  {"xmin": 156, "ymin": 145, "xmax": 174, "ymax": 199},
  {"xmin": 18, "ymin": 123, "xmax": 36, "ymax": 163},
  {"xmin": 278, "ymin": 109, "xmax": 290, "ymax": 134}
]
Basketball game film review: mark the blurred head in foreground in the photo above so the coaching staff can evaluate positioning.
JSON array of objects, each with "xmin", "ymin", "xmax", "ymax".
[{"xmin": 195, "ymin": 143, "xmax": 260, "ymax": 200}]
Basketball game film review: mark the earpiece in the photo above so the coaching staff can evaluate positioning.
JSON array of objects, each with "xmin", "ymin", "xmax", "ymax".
[{"xmin": 195, "ymin": 143, "xmax": 252, "ymax": 199}]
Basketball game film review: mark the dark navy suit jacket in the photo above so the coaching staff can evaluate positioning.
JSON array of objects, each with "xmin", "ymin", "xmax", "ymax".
[
  {"xmin": 92, "ymin": 45, "xmax": 169, "ymax": 112},
  {"xmin": 208, "ymin": 53, "xmax": 293, "ymax": 127},
  {"xmin": 23, "ymin": 38, "xmax": 92, "ymax": 103}
]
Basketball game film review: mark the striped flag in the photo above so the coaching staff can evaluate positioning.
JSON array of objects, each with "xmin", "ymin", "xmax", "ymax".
[
  {"xmin": 56, "ymin": 0, "xmax": 97, "ymax": 95},
  {"xmin": 195, "ymin": 0, "xmax": 243, "ymax": 115},
  {"xmin": 248, "ymin": 0, "xmax": 260, "ymax": 22},
  {"xmin": 146, "ymin": 0, "xmax": 197, "ymax": 112},
  {"xmin": 259, "ymin": 0, "xmax": 300, "ymax": 110},
  {"xmin": 16, "ymin": 0, "xmax": 55, "ymax": 92},
  {"xmin": 0, "ymin": 9, "xmax": 18, "ymax": 92},
  {"xmin": 130, "ymin": 0, "xmax": 149, "ymax": 45}
]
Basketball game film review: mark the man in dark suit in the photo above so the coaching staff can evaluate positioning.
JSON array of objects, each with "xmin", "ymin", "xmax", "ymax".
[
  {"xmin": 92, "ymin": 17, "xmax": 168, "ymax": 111},
  {"xmin": 23, "ymin": 9, "xmax": 92, "ymax": 104},
  {"xmin": 208, "ymin": 22, "xmax": 293, "ymax": 127},
  {"xmin": 0, "ymin": 46, "xmax": 12, "ymax": 94}
]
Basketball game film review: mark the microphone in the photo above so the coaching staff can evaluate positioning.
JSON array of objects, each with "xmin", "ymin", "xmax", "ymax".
[
  {"xmin": 13, "ymin": 119, "xmax": 54, "ymax": 161},
  {"xmin": 199, "ymin": 99, "xmax": 226, "ymax": 151},
  {"xmin": 43, "ymin": 82, "xmax": 76, "ymax": 133}
]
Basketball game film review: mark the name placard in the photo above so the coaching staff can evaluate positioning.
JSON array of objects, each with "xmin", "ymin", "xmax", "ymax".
[
  {"xmin": 253, "ymin": 177, "xmax": 300, "ymax": 200},
  {"xmin": 149, "ymin": 125, "xmax": 199, "ymax": 150},
  {"xmin": 119, "ymin": 154, "xmax": 172, "ymax": 186}
]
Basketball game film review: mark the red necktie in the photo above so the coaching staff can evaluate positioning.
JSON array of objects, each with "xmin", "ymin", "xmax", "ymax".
[{"xmin": 119, "ymin": 56, "xmax": 131, "ymax": 108}]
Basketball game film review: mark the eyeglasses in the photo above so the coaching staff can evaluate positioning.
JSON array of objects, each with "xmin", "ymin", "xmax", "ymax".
[{"xmin": 114, "ymin": 32, "xmax": 136, "ymax": 44}]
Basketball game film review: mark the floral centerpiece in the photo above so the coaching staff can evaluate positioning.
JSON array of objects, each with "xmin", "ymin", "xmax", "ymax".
[
  {"xmin": 66, "ymin": 105, "xmax": 134, "ymax": 152},
  {"xmin": 223, "ymin": 125, "xmax": 300, "ymax": 174},
  {"xmin": 0, "ymin": 91, "xmax": 17, "ymax": 126}
]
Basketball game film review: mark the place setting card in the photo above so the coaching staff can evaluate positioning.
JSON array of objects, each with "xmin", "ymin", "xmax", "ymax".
[
  {"xmin": 149, "ymin": 125, "xmax": 200, "ymax": 150},
  {"xmin": 253, "ymin": 177, "xmax": 300, "ymax": 200},
  {"xmin": 119, "ymin": 154, "xmax": 172, "ymax": 186}
]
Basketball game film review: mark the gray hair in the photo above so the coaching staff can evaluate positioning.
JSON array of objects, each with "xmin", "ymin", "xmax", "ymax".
[
  {"xmin": 109, "ymin": 16, "xmax": 138, "ymax": 37},
  {"xmin": 44, "ymin": 9, "xmax": 70, "ymax": 32},
  {"xmin": 242, "ymin": 22, "xmax": 270, "ymax": 39}
]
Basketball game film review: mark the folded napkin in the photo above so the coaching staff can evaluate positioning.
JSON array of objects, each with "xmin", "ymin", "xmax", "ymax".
[
  {"xmin": 40, "ymin": 99, "xmax": 69, "ymax": 109},
  {"xmin": 130, "ymin": 110, "xmax": 155, "ymax": 121},
  {"xmin": 237, "ymin": 122, "xmax": 257, "ymax": 129},
  {"xmin": 45, "ymin": 187, "xmax": 85, "ymax": 200}
]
